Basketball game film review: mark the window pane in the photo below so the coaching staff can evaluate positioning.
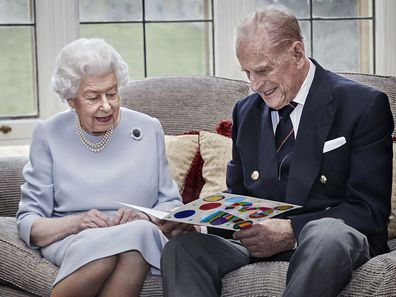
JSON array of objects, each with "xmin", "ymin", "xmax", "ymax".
[
  {"xmin": 313, "ymin": 0, "xmax": 372, "ymax": 18},
  {"xmin": 146, "ymin": 23, "xmax": 213, "ymax": 76},
  {"xmin": 145, "ymin": 0, "xmax": 212, "ymax": 21},
  {"xmin": 0, "ymin": 27, "xmax": 36, "ymax": 117},
  {"xmin": 0, "ymin": 0, "xmax": 33, "ymax": 24},
  {"xmin": 312, "ymin": 20, "xmax": 373, "ymax": 73},
  {"xmin": 79, "ymin": 0, "xmax": 142, "ymax": 22},
  {"xmin": 80, "ymin": 24, "xmax": 145, "ymax": 79},
  {"xmin": 255, "ymin": 0, "xmax": 309, "ymax": 18},
  {"xmin": 299, "ymin": 20, "xmax": 311, "ymax": 57}
]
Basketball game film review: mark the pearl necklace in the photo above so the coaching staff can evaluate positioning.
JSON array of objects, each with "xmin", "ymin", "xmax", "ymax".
[{"xmin": 75, "ymin": 116, "xmax": 113, "ymax": 153}]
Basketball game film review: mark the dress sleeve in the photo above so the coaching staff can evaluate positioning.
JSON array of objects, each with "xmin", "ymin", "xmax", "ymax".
[
  {"xmin": 16, "ymin": 121, "xmax": 54, "ymax": 249},
  {"xmin": 152, "ymin": 118, "xmax": 183, "ymax": 211}
]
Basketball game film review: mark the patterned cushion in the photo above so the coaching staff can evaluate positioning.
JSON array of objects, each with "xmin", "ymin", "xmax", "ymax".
[
  {"xmin": 198, "ymin": 131, "xmax": 232, "ymax": 198},
  {"xmin": 164, "ymin": 134, "xmax": 199, "ymax": 198}
]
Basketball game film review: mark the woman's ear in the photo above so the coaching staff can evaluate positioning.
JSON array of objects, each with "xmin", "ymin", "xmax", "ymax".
[{"xmin": 67, "ymin": 99, "xmax": 74, "ymax": 109}]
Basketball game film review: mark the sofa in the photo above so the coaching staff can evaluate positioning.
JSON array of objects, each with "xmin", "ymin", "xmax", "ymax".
[{"xmin": 1, "ymin": 74, "xmax": 396, "ymax": 297}]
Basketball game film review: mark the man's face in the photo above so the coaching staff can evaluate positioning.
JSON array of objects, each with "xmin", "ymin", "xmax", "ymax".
[{"xmin": 236, "ymin": 39, "xmax": 306, "ymax": 110}]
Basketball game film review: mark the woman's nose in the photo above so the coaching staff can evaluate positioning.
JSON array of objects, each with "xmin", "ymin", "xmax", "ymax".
[{"xmin": 100, "ymin": 94, "xmax": 111, "ymax": 111}]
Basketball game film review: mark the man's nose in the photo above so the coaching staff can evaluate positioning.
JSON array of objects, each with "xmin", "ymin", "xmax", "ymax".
[{"xmin": 250, "ymin": 74, "xmax": 263, "ymax": 92}]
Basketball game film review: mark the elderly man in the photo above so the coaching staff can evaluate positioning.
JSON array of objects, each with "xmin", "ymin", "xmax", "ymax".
[{"xmin": 160, "ymin": 7, "xmax": 393, "ymax": 297}]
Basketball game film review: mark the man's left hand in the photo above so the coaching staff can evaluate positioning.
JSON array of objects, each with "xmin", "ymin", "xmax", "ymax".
[
  {"xmin": 233, "ymin": 218, "xmax": 296, "ymax": 258},
  {"xmin": 159, "ymin": 220, "xmax": 198, "ymax": 239}
]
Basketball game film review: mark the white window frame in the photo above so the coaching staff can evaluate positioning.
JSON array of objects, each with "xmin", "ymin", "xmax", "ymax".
[
  {"xmin": 0, "ymin": 0, "xmax": 79, "ymax": 146},
  {"xmin": 1, "ymin": 0, "xmax": 395, "ymax": 146},
  {"xmin": 214, "ymin": 0, "xmax": 396, "ymax": 79}
]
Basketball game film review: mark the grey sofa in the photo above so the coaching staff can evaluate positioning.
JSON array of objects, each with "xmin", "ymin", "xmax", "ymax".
[{"xmin": 1, "ymin": 74, "xmax": 396, "ymax": 296}]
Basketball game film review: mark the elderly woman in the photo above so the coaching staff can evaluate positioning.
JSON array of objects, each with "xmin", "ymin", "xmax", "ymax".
[{"xmin": 16, "ymin": 38, "xmax": 185, "ymax": 297}]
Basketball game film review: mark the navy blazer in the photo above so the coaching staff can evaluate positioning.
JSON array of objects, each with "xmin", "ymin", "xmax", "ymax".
[{"xmin": 222, "ymin": 60, "xmax": 393, "ymax": 257}]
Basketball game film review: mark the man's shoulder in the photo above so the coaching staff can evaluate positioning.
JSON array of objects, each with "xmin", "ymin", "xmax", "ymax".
[
  {"xmin": 235, "ymin": 92, "xmax": 262, "ymax": 113},
  {"xmin": 315, "ymin": 66, "xmax": 386, "ymax": 100}
]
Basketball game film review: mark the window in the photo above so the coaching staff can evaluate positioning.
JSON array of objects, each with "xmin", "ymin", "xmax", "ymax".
[
  {"xmin": 79, "ymin": 0, "xmax": 214, "ymax": 78},
  {"xmin": 0, "ymin": 0, "xmax": 36, "ymax": 119},
  {"xmin": 0, "ymin": 0, "xmax": 395, "ymax": 145},
  {"xmin": 255, "ymin": 0, "xmax": 375, "ymax": 73}
]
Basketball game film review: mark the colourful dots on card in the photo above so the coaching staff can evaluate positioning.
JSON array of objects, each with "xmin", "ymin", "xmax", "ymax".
[
  {"xmin": 173, "ymin": 210, "xmax": 196, "ymax": 219},
  {"xmin": 203, "ymin": 195, "xmax": 225, "ymax": 202},
  {"xmin": 199, "ymin": 202, "xmax": 222, "ymax": 210},
  {"xmin": 225, "ymin": 196, "xmax": 246, "ymax": 203},
  {"xmin": 274, "ymin": 205, "xmax": 293, "ymax": 211}
]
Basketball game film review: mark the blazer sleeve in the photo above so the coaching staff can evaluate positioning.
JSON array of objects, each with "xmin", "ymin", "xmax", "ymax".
[
  {"xmin": 289, "ymin": 91, "xmax": 393, "ymax": 251},
  {"xmin": 16, "ymin": 121, "xmax": 54, "ymax": 249}
]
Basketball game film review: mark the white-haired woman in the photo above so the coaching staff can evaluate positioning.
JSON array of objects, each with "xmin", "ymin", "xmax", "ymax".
[{"xmin": 16, "ymin": 38, "xmax": 187, "ymax": 297}]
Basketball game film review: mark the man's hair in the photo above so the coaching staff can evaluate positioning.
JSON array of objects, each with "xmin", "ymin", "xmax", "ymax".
[
  {"xmin": 234, "ymin": 6, "xmax": 303, "ymax": 52},
  {"xmin": 51, "ymin": 38, "xmax": 129, "ymax": 102}
]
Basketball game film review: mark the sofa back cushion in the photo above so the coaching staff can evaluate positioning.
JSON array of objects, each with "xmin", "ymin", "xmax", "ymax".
[
  {"xmin": 120, "ymin": 76, "xmax": 251, "ymax": 135},
  {"xmin": 0, "ymin": 156, "xmax": 27, "ymax": 217}
]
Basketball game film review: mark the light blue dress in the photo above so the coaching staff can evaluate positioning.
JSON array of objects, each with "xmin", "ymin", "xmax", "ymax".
[{"xmin": 16, "ymin": 107, "xmax": 182, "ymax": 285}]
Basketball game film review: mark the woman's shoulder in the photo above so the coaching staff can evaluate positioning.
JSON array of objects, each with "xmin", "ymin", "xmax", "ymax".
[
  {"xmin": 121, "ymin": 107, "xmax": 160, "ymax": 127},
  {"xmin": 34, "ymin": 110, "xmax": 74, "ymax": 133}
]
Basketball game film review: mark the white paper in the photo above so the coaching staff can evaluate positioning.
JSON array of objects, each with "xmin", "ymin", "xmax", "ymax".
[{"xmin": 116, "ymin": 202, "xmax": 169, "ymax": 219}]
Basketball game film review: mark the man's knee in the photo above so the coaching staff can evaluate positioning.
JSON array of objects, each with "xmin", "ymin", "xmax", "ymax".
[
  {"xmin": 299, "ymin": 218, "xmax": 370, "ymax": 262},
  {"xmin": 163, "ymin": 232, "xmax": 206, "ymax": 258}
]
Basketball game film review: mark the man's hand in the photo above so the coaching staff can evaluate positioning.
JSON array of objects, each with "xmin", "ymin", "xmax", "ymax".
[
  {"xmin": 158, "ymin": 220, "xmax": 197, "ymax": 239},
  {"xmin": 233, "ymin": 218, "xmax": 296, "ymax": 258}
]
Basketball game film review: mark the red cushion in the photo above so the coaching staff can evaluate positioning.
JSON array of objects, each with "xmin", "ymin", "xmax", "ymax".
[
  {"xmin": 181, "ymin": 131, "xmax": 205, "ymax": 203},
  {"xmin": 216, "ymin": 119, "xmax": 232, "ymax": 138}
]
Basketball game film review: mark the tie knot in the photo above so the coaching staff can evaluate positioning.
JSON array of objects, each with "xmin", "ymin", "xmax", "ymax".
[{"xmin": 278, "ymin": 101, "xmax": 297, "ymax": 118}]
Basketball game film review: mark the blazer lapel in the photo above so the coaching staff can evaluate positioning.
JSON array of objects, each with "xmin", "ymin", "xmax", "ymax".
[
  {"xmin": 286, "ymin": 62, "xmax": 336, "ymax": 206},
  {"xmin": 248, "ymin": 99, "xmax": 286, "ymax": 200}
]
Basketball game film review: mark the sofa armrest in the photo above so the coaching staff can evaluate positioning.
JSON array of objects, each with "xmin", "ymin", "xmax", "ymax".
[
  {"xmin": 0, "ymin": 217, "xmax": 57, "ymax": 296},
  {"xmin": 0, "ymin": 156, "xmax": 28, "ymax": 217}
]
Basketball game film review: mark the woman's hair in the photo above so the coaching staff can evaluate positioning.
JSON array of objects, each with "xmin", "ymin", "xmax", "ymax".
[
  {"xmin": 51, "ymin": 38, "xmax": 129, "ymax": 102},
  {"xmin": 234, "ymin": 6, "xmax": 303, "ymax": 52}
]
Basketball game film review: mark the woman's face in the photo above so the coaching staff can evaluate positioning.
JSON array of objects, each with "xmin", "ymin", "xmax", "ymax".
[{"xmin": 68, "ymin": 72, "xmax": 121, "ymax": 135}]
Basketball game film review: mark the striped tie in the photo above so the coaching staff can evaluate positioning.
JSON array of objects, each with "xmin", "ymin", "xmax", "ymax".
[{"xmin": 275, "ymin": 101, "xmax": 297, "ymax": 183}]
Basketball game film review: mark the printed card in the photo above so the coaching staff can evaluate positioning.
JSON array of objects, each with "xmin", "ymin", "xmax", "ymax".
[{"xmin": 118, "ymin": 193, "xmax": 301, "ymax": 230}]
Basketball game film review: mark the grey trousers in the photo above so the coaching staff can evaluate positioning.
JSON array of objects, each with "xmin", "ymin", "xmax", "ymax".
[{"xmin": 160, "ymin": 218, "xmax": 370, "ymax": 297}]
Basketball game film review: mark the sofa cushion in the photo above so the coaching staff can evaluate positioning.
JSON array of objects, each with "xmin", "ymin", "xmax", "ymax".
[
  {"xmin": 198, "ymin": 131, "xmax": 232, "ymax": 198},
  {"xmin": 164, "ymin": 134, "xmax": 199, "ymax": 202},
  {"xmin": 0, "ymin": 156, "xmax": 28, "ymax": 217},
  {"xmin": 221, "ymin": 248, "xmax": 396, "ymax": 297},
  {"xmin": 0, "ymin": 217, "xmax": 57, "ymax": 296}
]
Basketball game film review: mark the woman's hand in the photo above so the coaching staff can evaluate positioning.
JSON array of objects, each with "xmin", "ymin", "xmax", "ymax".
[
  {"xmin": 77, "ymin": 209, "xmax": 114, "ymax": 230},
  {"xmin": 111, "ymin": 208, "xmax": 149, "ymax": 226}
]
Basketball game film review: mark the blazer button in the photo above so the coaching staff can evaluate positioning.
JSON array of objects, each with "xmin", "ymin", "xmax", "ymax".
[
  {"xmin": 251, "ymin": 170, "xmax": 259, "ymax": 181},
  {"xmin": 320, "ymin": 175, "xmax": 327, "ymax": 184}
]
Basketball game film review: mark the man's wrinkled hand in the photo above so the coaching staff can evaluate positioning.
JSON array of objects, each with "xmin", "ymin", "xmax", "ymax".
[
  {"xmin": 158, "ymin": 220, "xmax": 197, "ymax": 238},
  {"xmin": 233, "ymin": 218, "xmax": 296, "ymax": 258}
]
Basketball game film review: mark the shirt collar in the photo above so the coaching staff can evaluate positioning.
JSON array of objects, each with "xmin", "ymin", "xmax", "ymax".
[{"xmin": 293, "ymin": 58, "xmax": 316, "ymax": 107}]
